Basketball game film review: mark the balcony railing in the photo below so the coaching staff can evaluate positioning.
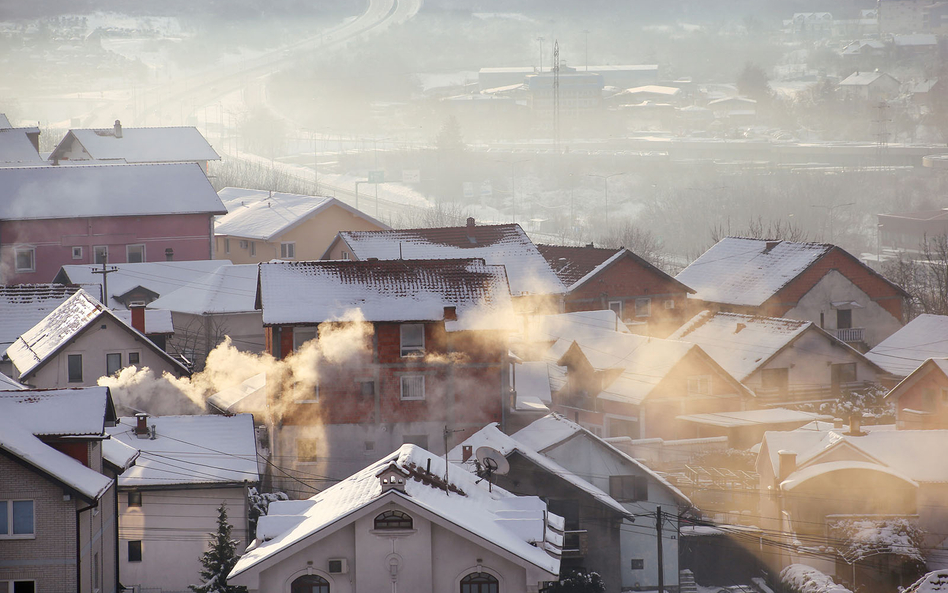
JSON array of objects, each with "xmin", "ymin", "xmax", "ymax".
[{"xmin": 833, "ymin": 327, "xmax": 865, "ymax": 343}]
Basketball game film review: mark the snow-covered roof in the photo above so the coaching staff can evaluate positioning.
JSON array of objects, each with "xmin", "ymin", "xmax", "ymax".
[
  {"xmin": 0, "ymin": 415, "xmax": 112, "ymax": 501},
  {"xmin": 537, "ymin": 244, "xmax": 692, "ymax": 294},
  {"xmin": 106, "ymin": 414, "xmax": 259, "ymax": 487},
  {"xmin": 50, "ymin": 126, "xmax": 220, "ymax": 164},
  {"xmin": 781, "ymin": 460, "xmax": 918, "ymax": 491},
  {"xmin": 0, "ymin": 114, "xmax": 11, "ymax": 127},
  {"xmin": 669, "ymin": 311, "xmax": 813, "ymax": 380},
  {"xmin": 256, "ymin": 259, "xmax": 515, "ymax": 328},
  {"xmin": 215, "ymin": 188, "xmax": 387, "ymax": 241},
  {"xmin": 675, "ymin": 237, "xmax": 834, "ymax": 306},
  {"xmin": 866, "ymin": 314, "xmax": 948, "ymax": 376},
  {"xmin": 905, "ymin": 570, "xmax": 948, "ymax": 593},
  {"xmin": 621, "ymin": 85, "xmax": 681, "ymax": 96},
  {"xmin": 513, "ymin": 361, "xmax": 553, "ymax": 411},
  {"xmin": 56, "ymin": 260, "xmax": 231, "ymax": 309},
  {"xmin": 231, "ymin": 444, "xmax": 560, "ymax": 579},
  {"xmin": 0, "ymin": 163, "xmax": 226, "ymax": 221},
  {"xmin": 448, "ymin": 423, "xmax": 632, "ymax": 517},
  {"xmin": 334, "ymin": 223, "xmax": 565, "ymax": 296},
  {"xmin": 780, "ymin": 564, "xmax": 852, "ymax": 593},
  {"xmin": 6, "ymin": 289, "xmax": 187, "ymax": 379},
  {"xmin": 523, "ymin": 310, "xmax": 632, "ymax": 344},
  {"xmin": 112, "ymin": 308, "xmax": 174, "ymax": 334},
  {"xmin": 148, "ymin": 264, "xmax": 259, "ymax": 315},
  {"xmin": 839, "ymin": 71, "xmax": 893, "ymax": 86},
  {"xmin": 0, "ymin": 284, "xmax": 81, "ymax": 348},
  {"xmin": 102, "ymin": 437, "xmax": 140, "ymax": 472},
  {"xmin": 0, "ymin": 387, "xmax": 113, "ymax": 436},
  {"xmin": 0, "ymin": 129, "xmax": 43, "ymax": 164},
  {"xmin": 676, "ymin": 408, "xmax": 831, "ymax": 429},
  {"xmin": 0, "ymin": 372, "xmax": 26, "ymax": 390},
  {"xmin": 206, "ymin": 373, "xmax": 266, "ymax": 415}
]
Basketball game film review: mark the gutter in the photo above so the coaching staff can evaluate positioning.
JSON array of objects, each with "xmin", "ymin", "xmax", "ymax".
[{"xmin": 76, "ymin": 500, "xmax": 98, "ymax": 592}]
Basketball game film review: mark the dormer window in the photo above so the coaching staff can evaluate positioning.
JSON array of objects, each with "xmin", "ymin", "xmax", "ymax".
[{"xmin": 374, "ymin": 510, "xmax": 413, "ymax": 530}]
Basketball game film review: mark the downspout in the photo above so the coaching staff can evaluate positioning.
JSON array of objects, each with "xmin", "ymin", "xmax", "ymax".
[
  {"xmin": 77, "ymin": 500, "xmax": 98, "ymax": 592},
  {"xmin": 114, "ymin": 483, "xmax": 120, "ymax": 593}
]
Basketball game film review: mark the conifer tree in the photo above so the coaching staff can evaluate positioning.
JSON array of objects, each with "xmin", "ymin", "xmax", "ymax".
[{"xmin": 190, "ymin": 503, "xmax": 247, "ymax": 593}]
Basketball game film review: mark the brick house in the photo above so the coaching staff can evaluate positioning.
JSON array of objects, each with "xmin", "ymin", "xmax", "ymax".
[
  {"xmin": 255, "ymin": 258, "xmax": 516, "ymax": 495},
  {"xmin": 676, "ymin": 237, "xmax": 908, "ymax": 349},
  {"xmin": 0, "ymin": 163, "xmax": 226, "ymax": 284},
  {"xmin": 885, "ymin": 358, "xmax": 948, "ymax": 429},
  {"xmin": 0, "ymin": 386, "xmax": 134, "ymax": 593},
  {"xmin": 538, "ymin": 244, "xmax": 694, "ymax": 336}
]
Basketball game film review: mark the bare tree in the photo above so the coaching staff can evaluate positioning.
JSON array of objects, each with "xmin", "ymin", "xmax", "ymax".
[
  {"xmin": 593, "ymin": 220, "xmax": 666, "ymax": 269},
  {"xmin": 709, "ymin": 215, "xmax": 809, "ymax": 244}
]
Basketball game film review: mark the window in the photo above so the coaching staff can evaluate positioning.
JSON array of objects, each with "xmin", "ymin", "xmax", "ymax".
[
  {"xmin": 664, "ymin": 299, "xmax": 675, "ymax": 310},
  {"xmin": 291, "ymin": 575, "xmax": 329, "ymax": 593},
  {"xmin": 0, "ymin": 582, "xmax": 35, "ymax": 593},
  {"xmin": 127, "ymin": 492, "xmax": 142, "ymax": 508},
  {"xmin": 400, "ymin": 323, "xmax": 425, "ymax": 356},
  {"xmin": 342, "ymin": 251, "xmax": 350, "ymax": 260},
  {"xmin": 93, "ymin": 552, "xmax": 100, "ymax": 591},
  {"xmin": 400, "ymin": 375, "xmax": 425, "ymax": 400},
  {"xmin": 14, "ymin": 247, "xmax": 34, "ymax": 273},
  {"xmin": 107, "ymin": 353, "xmax": 122, "ymax": 376},
  {"xmin": 402, "ymin": 434, "xmax": 428, "ymax": 449},
  {"xmin": 831, "ymin": 363, "xmax": 857, "ymax": 384},
  {"xmin": 224, "ymin": 238, "xmax": 230, "ymax": 254},
  {"xmin": 72, "ymin": 246, "xmax": 83, "ymax": 260},
  {"xmin": 239, "ymin": 240, "xmax": 249, "ymax": 249},
  {"xmin": 608, "ymin": 301, "xmax": 622, "ymax": 318},
  {"xmin": 281, "ymin": 242, "xmax": 296, "ymax": 259},
  {"xmin": 836, "ymin": 308, "xmax": 853, "ymax": 330},
  {"xmin": 364, "ymin": 440, "xmax": 375, "ymax": 452},
  {"xmin": 94, "ymin": 245, "xmax": 108, "ymax": 265},
  {"xmin": 297, "ymin": 438, "xmax": 319, "ymax": 463},
  {"xmin": 250, "ymin": 242, "xmax": 256, "ymax": 257},
  {"xmin": 635, "ymin": 297, "xmax": 651, "ymax": 317},
  {"xmin": 0, "ymin": 500, "xmax": 34, "ymax": 537},
  {"xmin": 687, "ymin": 375, "xmax": 711, "ymax": 396},
  {"xmin": 126, "ymin": 244, "xmax": 145, "ymax": 263},
  {"xmin": 460, "ymin": 572, "xmax": 499, "ymax": 593},
  {"xmin": 609, "ymin": 475, "xmax": 648, "ymax": 502},
  {"xmin": 67, "ymin": 354, "xmax": 83, "ymax": 383},
  {"xmin": 631, "ymin": 559, "xmax": 645, "ymax": 570},
  {"xmin": 128, "ymin": 540, "xmax": 142, "ymax": 562},
  {"xmin": 360, "ymin": 381, "xmax": 375, "ymax": 396},
  {"xmin": 374, "ymin": 510, "xmax": 413, "ymax": 530},
  {"xmin": 128, "ymin": 352, "xmax": 140, "ymax": 366},
  {"xmin": 761, "ymin": 367, "xmax": 790, "ymax": 393},
  {"xmin": 293, "ymin": 327, "xmax": 317, "ymax": 351}
]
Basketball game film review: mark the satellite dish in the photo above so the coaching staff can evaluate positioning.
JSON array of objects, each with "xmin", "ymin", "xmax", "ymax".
[{"xmin": 475, "ymin": 446, "xmax": 510, "ymax": 476}]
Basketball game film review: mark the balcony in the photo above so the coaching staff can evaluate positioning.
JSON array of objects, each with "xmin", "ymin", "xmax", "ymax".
[
  {"xmin": 561, "ymin": 529, "xmax": 588, "ymax": 558},
  {"xmin": 833, "ymin": 327, "xmax": 865, "ymax": 343}
]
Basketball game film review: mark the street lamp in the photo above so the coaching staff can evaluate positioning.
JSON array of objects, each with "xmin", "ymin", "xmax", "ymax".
[{"xmin": 587, "ymin": 172, "xmax": 626, "ymax": 226}]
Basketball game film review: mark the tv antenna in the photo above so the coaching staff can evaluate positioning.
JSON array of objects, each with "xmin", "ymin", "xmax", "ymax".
[{"xmin": 475, "ymin": 446, "xmax": 510, "ymax": 492}]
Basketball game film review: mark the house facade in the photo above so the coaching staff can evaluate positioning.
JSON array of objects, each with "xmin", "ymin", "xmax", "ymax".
[
  {"xmin": 0, "ymin": 163, "xmax": 226, "ymax": 284},
  {"xmin": 256, "ymin": 259, "xmax": 516, "ymax": 495},
  {"xmin": 885, "ymin": 358, "xmax": 948, "ymax": 429}
]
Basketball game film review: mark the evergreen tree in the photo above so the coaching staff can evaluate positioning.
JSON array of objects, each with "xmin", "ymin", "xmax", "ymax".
[{"xmin": 190, "ymin": 503, "xmax": 247, "ymax": 593}]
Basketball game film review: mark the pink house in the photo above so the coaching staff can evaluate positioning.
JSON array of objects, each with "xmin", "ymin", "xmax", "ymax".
[{"xmin": 0, "ymin": 162, "xmax": 226, "ymax": 284}]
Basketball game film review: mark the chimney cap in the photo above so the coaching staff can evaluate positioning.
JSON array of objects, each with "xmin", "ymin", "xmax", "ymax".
[{"xmin": 466, "ymin": 217, "xmax": 476, "ymax": 227}]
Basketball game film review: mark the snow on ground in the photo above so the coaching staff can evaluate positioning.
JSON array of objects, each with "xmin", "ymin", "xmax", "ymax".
[{"xmin": 780, "ymin": 564, "xmax": 852, "ymax": 593}]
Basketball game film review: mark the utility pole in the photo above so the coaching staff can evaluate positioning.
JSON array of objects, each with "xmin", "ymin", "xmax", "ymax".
[
  {"xmin": 656, "ymin": 506, "xmax": 664, "ymax": 593},
  {"xmin": 91, "ymin": 257, "xmax": 119, "ymax": 306},
  {"xmin": 874, "ymin": 100, "xmax": 890, "ymax": 169},
  {"xmin": 553, "ymin": 40, "xmax": 560, "ymax": 153},
  {"xmin": 537, "ymin": 37, "xmax": 545, "ymax": 71}
]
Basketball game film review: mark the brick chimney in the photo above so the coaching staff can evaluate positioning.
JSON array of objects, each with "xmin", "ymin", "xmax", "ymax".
[
  {"xmin": 467, "ymin": 217, "xmax": 475, "ymax": 228},
  {"xmin": 778, "ymin": 449, "xmax": 797, "ymax": 483},
  {"xmin": 462, "ymin": 445, "xmax": 473, "ymax": 462},
  {"xmin": 848, "ymin": 411, "xmax": 865, "ymax": 436},
  {"xmin": 135, "ymin": 413, "xmax": 149, "ymax": 437},
  {"xmin": 444, "ymin": 306, "xmax": 457, "ymax": 321},
  {"xmin": 130, "ymin": 304, "xmax": 146, "ymax": 334},
  {"xmin": 114, "ymin": 119, "xmax": 122, "ymax": 138}
]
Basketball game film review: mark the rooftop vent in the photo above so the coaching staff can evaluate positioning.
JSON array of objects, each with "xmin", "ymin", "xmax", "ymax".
[{"xmin": 114, "ymin": 120, "xmax": 122, "ymax": 138}]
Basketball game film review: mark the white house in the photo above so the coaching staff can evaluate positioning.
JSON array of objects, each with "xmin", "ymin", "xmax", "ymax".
[
  {"xmin": 229, "ymin": 444, "xmax": 562, "ymax": 593},
  {"xmin": 106, "ymin": 413, "xmax": 259, "ymax": 592}
]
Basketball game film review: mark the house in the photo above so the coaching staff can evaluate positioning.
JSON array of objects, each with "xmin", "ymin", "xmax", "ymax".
[
  {"xmin": 674, "ymin": 408, "xmax": 833, "ymax": 449},
  {"xmin": 215, "ymin": 187, "xmax": 389, "ymax": 264},
  {"xmin": 840, "ymin": 39, "xmax": 886, "ymax": 59},
  {"xmin": 884, "ymin": 358, "xmax": 948, "ymax": 428},
  {"xmin": 707, "ymin": 96, "xmax": 757, "ymax": 121},
  {"xmin": 537, "ymin": 244, "xmax": 694, "ymax": 336},
  {"xmin": 470, "ymin": 413, "xmax": 692, "ymax": 592},
  {"xmin": 878, "ymin": 208, "xmax": 948, "ymax": 254},
  {"xmin": 477, "ymin": 64, "xmax": 657, "ymax": 92},
  {"xmin": 228, "ymin": 444, "xmax": 561, "ymax": 593},
  {"xmin": 867, "ymin": 314, "xmax": 948, "ymax": 379},
  {"xmin": 0, "ymin": 386, "xmax": 127, "ymax": 593},
  {"xmin": 6, "ymin": 289, "xmax": 189, "ymax": 389},
  {"xmin": 837, "ymin": 71, "xmax": 901, "ymax": 102},
  {"xmin": 670, "ymin": 311, "xmax": 885, "ymax": 404},
  {"xmin": 0, "ymin": 284, "xmax": 81, "ymax": 359},
  {"xmin": 147, "ymin": 263, "xmax": 263, "ymax": 370},
  {"xmin": 48, "ymin": 121, "xmax": 220, "ymax": 171},
  {"xmin": 0, "ymin": 114, "xmax": 41, "ymax": 153},
  {"xmin": 255, "ymin": 258, "xmax": 516, "ymax": 494},
  {"xmin": 322, "ymin": 218, "xmax": 566, "ymax": 313},
  {"xmin": 756, "ymin": 423, "xmax": 945, "ymax": 591},
  {"xmin": 0, "ymin": 128, "xmax": 44, "ymax": 166},
  {"xmin": 789, "ymin": 12, "xmax": 834, "ymax": 37},
  {"xmin": 525, "ymin": 69, "xmax": 604, "ymax": 127},
  {"xmin": 106, "ymin": 413, "xmax": 259, "ymax": 592},
  {"xmin": 675, "ymin": 237, "xmax": 908, "ymax": 349},
  {"xmin": 0, "ymin": 163, "xmax": 227, "ymax": 284}
]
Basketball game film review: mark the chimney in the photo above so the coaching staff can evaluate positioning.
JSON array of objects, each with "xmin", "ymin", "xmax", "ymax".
[
  {"xmin": 467, "ymin": 217, "xmax": 475, "ymax": 228},
  {"xmin": 777, "ymin": 450, "xmax": 797, "ymax": 483},
  {"xmin": 764, "ymin": 240, "xmax": 780, "ymax": 253},
  {"xmin": 735, "ymin": 323, "xmax": 746, "ymax": 334},
  {"xmin": 165, "ymin": 248, "xmax": 174, "ymax": 261},
  {"xmin": 848, "ymin": 411, "xmax": 864, "ymax": 435},
  {"xmin": 130, "ymin": 304, "xmax": 146, "ymax": 334},
  {"xmin": 462, "ymin": 445, "xmax": 473, "ymax": 462},
  {"xmin": 834, "ymin": 417, "xmax": 844, "ymax": 429},
  {"xmin": 114, "ymin": 120, "xmax": 122, "ymax": 138},
  {"xmin": 135, "ymin": 413, "xmax": 149, "ymax": 437},
  {"xmin": 444, "ymin": 306, "xmax": 457, "ymax": 321}
]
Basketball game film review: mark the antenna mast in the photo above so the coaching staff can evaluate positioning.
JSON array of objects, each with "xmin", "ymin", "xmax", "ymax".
[{"xmin": 553, "ymin": 40, "xmax": 560, "ymax": 153}]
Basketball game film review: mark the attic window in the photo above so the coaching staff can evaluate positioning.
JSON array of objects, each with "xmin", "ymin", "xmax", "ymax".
[
  {"xmin": 687, "ymin": 375, "xmax": 711, "ymax": 396},
  {"xmin": 374, "ymin": 510, "xmax": 413, "ymax": 530}
]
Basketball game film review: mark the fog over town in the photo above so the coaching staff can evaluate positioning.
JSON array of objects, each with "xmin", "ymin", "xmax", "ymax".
[{"xmin": 5, "ymin": 1, "xmax": 948, "ymax": 593}]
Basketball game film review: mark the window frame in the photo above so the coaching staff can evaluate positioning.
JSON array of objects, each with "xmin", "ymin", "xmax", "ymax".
[
  {"xmin": 607, "ymin": 300, "xmax": 622, "ymax": 318},
  {"xmin": 400, "ymin": 323, "xmax": 425, "ymax": 357},
  {"xmin": 0, "ymin": 500, "xmax": 35, "ymax": 539},
  {"xmin": 609, "ymin": 475, "xmax": 648, "ymax": 502},
  {"xmin": 293, "ymin": 327, "xmax": 317, "ymax": 352},
  {"xmin": 687, "ymin": 374, "xmax": 711, "ymax": 396},
  {"xmin": 106, "ymin": 353, "xmax": 122, "ymax": 376},
  {"xmin": 373, "ymin": 510, "xmax": 414, "ymax": 531},
  {"xmin": 72, "ymin": 246, "xmax": 83, "ymax": 260},
  {"xmin": 761, "ymin": 367, "xmax": 790, "ymax": 393},
  {"xmin": 634, "ymin": 297, "xmax": 651, "ymax": 318},
  {"xmin": 128, "ymin": 352, "xmax": 141, "ymax": 366},
  {"xmin": 460, "ymin": 572, "xmax": 499, "ymax": 593},
  {"xmin": 297, "ymin": 438, "xmax": 320, "ymax": 463},
  {"xmin": 836, "ymin": 308, "xmax": 853, "ymax": 330},
  {"xmin": 0, "ymin": 581, "xmax": 36, "ymax": 593},
  {"xmin": 281, "ymin": 242, "xmax": 296, "ymax": 259},
  {"xmin": 67, "ymin": 353, "xmax": 83, "ymax": 383},
  {"xmin": 126, "ymin": 244, "xmax": 145, "ymax": 264},
  {"xmin": 93, "ymin": 245, "xmax": 108, "ymax": 265},
  {"xmin": 400, "ymin": 375, "xmax": 425, "ymax": 401},
  {"xmin": 127, "ymin": 491, "xmax": 142, "ymax": 508},
  {"xmin": 832, "ymin": 362, "xmax": 858, "ymax": 384},
  {"xmin": 250, "ymin": 242, "xmax": 256, "ymax": 257},
  {"xmin": 128, "ymin": 540, "xmax": 142, "ymax": 562},
  {"xmin": 13, "ymin": 246, "xmax": 35, "ymax": 273},
  {"xmin": 664, "ymin": 299, "xmax": 675, "ymax": 310},
  {"xmin": 224, "ymin": 238, "xmax": 230, "ymax": 254}
]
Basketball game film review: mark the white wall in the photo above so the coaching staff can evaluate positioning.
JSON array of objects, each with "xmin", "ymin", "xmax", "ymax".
[
  {"xmin": 118, "ymin": 486, "xmax": 249, "ymax": 591},
  {"xmin": 783, "ymin": 270, "xmax": 902, "ymax": 348}
]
